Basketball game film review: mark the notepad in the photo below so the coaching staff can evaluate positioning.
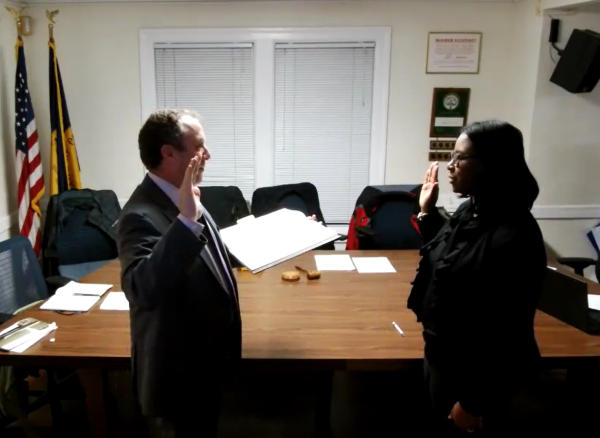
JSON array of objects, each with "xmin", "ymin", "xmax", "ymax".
[
  {"xmin": 41, "ymin": 294, "xmax": 100, "ymax": 312},
  {"xmin": 588, "ymin": 294, "xmax": 600, "ymax": 311},
  {"xmin": 315, "ymin": 255, "xmax": 356, "ymax": 271},
  {"xmin": 220, "ymin": 209, "xmax": 339, "ymax": 274},
  {"xmin": 352, "ymin": 257, "xmax": 397, "ymax": 274},
  {"xmin": 55, "ymin": 281, "xmax": 112, "ymax": 297},
  {"xmin": 100, "ymin": 292, "xmax": 130, "ymax": 311}
]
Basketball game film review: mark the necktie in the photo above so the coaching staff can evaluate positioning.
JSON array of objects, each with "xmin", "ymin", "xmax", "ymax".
[{"xmin": 199, "ymin": 216, "xmax": 232, "ymax": 294}]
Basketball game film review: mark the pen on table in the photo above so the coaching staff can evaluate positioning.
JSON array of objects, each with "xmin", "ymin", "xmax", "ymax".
[{"xmin": 392, "ymin": 321, "xmax": 404, "ymax": 337}]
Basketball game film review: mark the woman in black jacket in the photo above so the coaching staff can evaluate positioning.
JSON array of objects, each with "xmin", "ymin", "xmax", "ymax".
[{"xmin": 408, "ymin": 120, "xmax": 546, "ymax": 435}]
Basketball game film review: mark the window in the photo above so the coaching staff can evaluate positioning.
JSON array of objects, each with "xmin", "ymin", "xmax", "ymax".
[
  {"xmin": 275, "ymin": 43, "xmax": 374, "ymax": 223},
  {"xmin": 140, "ymin": 28, "xmax": 390, "ymax": 224},
  {"xmin": 153, "ymin": 44, "xmax": 255, "ymax": 198}
]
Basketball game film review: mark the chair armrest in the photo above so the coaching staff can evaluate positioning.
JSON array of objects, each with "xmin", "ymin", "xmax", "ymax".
[
  {"xmin": 557, "ymin": 257, "xmax": 596, "ymax": 276},
  {"xmin": 355, "ymin": 226, "xmax": 375, "ymax": 237}
]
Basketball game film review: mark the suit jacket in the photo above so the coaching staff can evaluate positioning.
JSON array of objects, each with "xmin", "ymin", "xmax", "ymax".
[{"xmin": 116, "ymin": 176, "xmax": 241, "ymax": 419}]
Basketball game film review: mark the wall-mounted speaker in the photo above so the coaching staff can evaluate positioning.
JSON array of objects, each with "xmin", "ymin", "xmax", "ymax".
[{"xmin": 550, "ymin": 29, "xmax": 600, "ymax": 94}]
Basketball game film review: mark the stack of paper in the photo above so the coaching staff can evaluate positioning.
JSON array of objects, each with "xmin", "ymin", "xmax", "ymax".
[
  {"xmin": 100, "ymin": 292, "xmax": 130, "ymax": 311},
  {"xmin": 221, "ymin": 209, "xmax": 339, "ymax": 273},
  {"xmin": 40, "ymin": 281, "xmax": 112, "ymax": 312}
]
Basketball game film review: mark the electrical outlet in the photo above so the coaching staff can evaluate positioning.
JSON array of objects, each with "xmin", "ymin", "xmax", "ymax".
[
  {"xmin": 428, "ymin": 151, "xmax": 452, "ymax": 162},
  {"xmin": 429, "ymin": 140, "xmax": 456, "ymax": 150}
]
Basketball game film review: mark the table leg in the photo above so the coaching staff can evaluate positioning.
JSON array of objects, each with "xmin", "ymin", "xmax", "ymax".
[
  {"xmin": 78, "ymin": 368, "xmax": 107, "ymax": 438},
  {"xmin": 314, "ymin": 371, "xmax": 333, "ymax": 438}
]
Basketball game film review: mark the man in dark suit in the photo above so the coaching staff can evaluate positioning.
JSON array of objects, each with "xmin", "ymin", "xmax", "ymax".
[{"xmin": 117, "ymin": 109, "xmax": 241, "ymax": 437}]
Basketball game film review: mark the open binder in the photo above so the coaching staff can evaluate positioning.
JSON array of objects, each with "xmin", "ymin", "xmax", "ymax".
[{"xmin": 220, "ymin": 209, "xmax": 339, "ymax": 274}]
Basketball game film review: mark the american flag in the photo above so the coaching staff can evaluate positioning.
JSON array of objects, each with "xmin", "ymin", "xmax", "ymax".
[{"xmin": 15, "ymin": 38, "xmax": 45, "ymax": 257}]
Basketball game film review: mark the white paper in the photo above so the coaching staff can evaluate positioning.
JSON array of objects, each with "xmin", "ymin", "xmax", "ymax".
[
  {"xmin": 221, "ymin": 208, "xmax": 339, "ymax": 273},
  {"xmin": 588, "ymin": 294, "xmax": 600, "ymax": 311},
  {"xmin": 314, "ymin": 255, "xmax": 356, "ymax": 271},
  {"xmin": 11, "ymin": 323, "xmax": 57, "ymax": 353},
  {"xmin": 100, "ymin": 292, "xmax": 130, "ymax": 311},
  {"xmin": 56, "ymin": 281, "xmax": 112, "ymax": 297},
  {"xmin": 352, "ymin": 257, "xmax": 397, "ymax": 274},
  {"xmin": 40, "ymin": 294, "xmax": 100, "ymax": 312}
]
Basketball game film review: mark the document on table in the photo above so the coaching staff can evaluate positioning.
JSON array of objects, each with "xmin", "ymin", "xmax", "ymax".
[
  {"xmin": 352, "ymin": 257, "xmax": 397, "ymax": 274},
  {"xmin": 100, "ymin": 292, "xmax": 130, "ymax": 311},
  {"xmin": 588, "ymin": 294, "xmax": 600, "ymax": 311},
  {"xmin": 220, "ymin": 208, "xmax": 339, "ymax": 274},
  {"xmin": 55, "ymin": 281, "xmax": 112, "ymax": 297},
  {"xmin": 40, "ymin": 294, "xmax": 100, "ymax": 312},
  {"xmin": 314, "ymin": 255, "xmax": 356, "ymax": 271},
  {"xmin": 39, "ymin": 281, "xmax": 112, "ymax": 312}
]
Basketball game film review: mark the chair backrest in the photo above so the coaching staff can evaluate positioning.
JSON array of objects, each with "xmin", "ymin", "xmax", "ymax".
[
  {"xmin": 353, "ymin": 191, "xmax": 422, "ymax": 250},
  {"xmin": 200, "ymin": 186, "xmax": 250, "ymax": 229},
  {"xmin": 0, "ymin": 236, "xmax": 48, "ymax": 319},
  {"xmin": 251, "ymin": 183, "xmax": 334, "ymax": 250},
  {"xmin": 42, "ymin": 188, "xmax": 120, "ymax": 279}
]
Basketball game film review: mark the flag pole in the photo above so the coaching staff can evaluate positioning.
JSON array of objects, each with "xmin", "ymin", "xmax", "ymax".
[
  {"xmin": 46, "ymin": 9, "xmax": 59, "ymax": 42},
  {"xmin": 5, "ymin": 6, "xmax": 25, "ymax": 38}
]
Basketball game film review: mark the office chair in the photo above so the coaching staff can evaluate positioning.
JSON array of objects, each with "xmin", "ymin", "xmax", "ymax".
[
  {"xmin": 42, "ymin": 189, "xmax": 120, "ymax": 282},
  {"xmin": 200, "ymin": 186, "xmax": 250, "ymax": 229},
  {"xmin": 0, "ymin": 236, "xmax": 67, "ymax": 429},
  {"xmin": 251, "ymin": 182, "xmax": 343, "ymax": 250},
  {"xmin": 347, "ymin": 189, "xmax": 422, "ymax": 250}
]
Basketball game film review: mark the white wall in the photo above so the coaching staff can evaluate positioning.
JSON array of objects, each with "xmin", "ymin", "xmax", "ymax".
[
  {"xmin": 0, "ymin": 4, "xmax": 18, "ymax": 240},
  {"xmin": 0, "ymin": 0, "xmax": 597, "ymax": 270},
  {"xmin": 529, "ymin": 9, "xmax": 600, "ymax": 273},
  {"xmin": 0, "ymin": 0, "xmax": 527, "ymax": 225}
]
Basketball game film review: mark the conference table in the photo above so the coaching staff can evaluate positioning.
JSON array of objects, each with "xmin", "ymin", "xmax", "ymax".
[{"xmin": 2, "ymin": 250, "xmax": 600, "ymax": 436}]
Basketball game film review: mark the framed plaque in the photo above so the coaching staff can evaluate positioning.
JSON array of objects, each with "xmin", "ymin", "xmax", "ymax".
[
  {"xmin": 429, "ymin": 88, "xmax": 470, "ymax": 138},
  {"xmin": 426, "ymin": 32, "xmax": 482, "ymax": 74}
]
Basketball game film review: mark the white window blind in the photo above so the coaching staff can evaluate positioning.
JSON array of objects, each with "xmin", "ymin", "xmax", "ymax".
[
  {"xmin": 275, "ymin": 43, "xmax": 375, "ymax": 223},
  {"xmin": 154, "ymin": 44, "xmax": 255, "ymax": 198}
]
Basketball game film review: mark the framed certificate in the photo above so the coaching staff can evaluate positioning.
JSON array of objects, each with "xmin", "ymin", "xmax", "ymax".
[
  {"xmin": 430, "ymin": 88, "xmax": 470, "ymax": 138},
  {"xmin": 426, "ymin": 32, "xmax": 482, "ymax": 74}
]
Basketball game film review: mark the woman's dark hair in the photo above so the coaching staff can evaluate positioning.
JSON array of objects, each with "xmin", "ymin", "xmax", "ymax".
[{"xmin": 460, "ymin": 120, "xmax": 539, "ymax": 210}]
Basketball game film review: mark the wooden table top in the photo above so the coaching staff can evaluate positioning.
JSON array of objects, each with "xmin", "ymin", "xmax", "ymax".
[{"xmin": 1, "ymin": 250, "xmax": 600, "ymax": 369}]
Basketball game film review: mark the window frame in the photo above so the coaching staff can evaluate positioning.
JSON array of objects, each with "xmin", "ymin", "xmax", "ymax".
[{"xmin": 139, "ymin": 27, "xmax": 391, "ymax": 201}]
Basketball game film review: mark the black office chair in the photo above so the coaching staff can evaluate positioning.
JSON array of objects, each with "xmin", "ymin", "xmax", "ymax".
[
  {"xmin": 347, "ymin": 189, "xmax": 422, "ymax": 250},
  {"xmin": 200, "ymin": 186, "xmax": 250, "ymax": 229},
  {"xmin": 42, "ymin": 189, "xmax": 120, "ymax": 282},
  {"xmin": 251, "ymin": 182, "xmax": 343, "ymax": 250}
]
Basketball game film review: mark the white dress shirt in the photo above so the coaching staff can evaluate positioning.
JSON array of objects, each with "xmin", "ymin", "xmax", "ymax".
[
  {"xmin": 148, "ymin": 172, "xmax": 235, "ymax": 292},
  {"xmin": 147, "ymin": 172, "xmax": 204, "ymax": 237}
]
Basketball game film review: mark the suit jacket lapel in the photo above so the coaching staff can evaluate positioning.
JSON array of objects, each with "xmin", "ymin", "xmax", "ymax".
[{"xmin": 141, "ymin": 176, "xmax": 180, "ymax": 225}]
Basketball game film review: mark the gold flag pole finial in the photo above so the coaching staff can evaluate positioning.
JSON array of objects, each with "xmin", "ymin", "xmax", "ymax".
[
  {"xmin": 46, "ymin": 9, "xmax": 59, "ymax": 42},
  {"xmin": 5, "ymin": 6, "xmax": 26, "ymax": 38}
]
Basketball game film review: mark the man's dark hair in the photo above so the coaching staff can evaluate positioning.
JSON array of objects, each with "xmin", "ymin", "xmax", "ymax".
[
  {"xmin": 138, "ymin": 109, "xmax": 201, "ymax": 170},
  {"xmin": 461, "ymin": 120, "xmax": 539, "ymax": 210}
]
